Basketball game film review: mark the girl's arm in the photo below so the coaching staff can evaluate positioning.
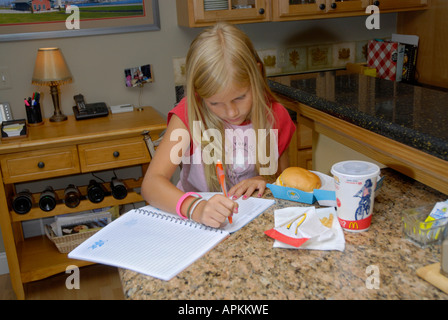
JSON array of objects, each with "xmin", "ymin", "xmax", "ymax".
[
  {"xmin": 141, "ymin": 115, "xmax": 237, "ymax": 228},
  {"xmin": 141, "ymin": 114, "xmax": 190, "ymax": 214}
]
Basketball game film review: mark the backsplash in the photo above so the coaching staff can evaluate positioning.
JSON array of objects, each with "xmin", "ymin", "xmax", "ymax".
[{"xmin": 172, "ymin": 39, "xmax": 370, "ymax": 86}]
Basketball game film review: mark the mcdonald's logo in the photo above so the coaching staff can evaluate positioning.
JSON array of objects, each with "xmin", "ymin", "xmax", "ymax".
[
  {"xmin": 348, "ymin": 221, "xmax": 359, "ymax": 229},
  {"xmin": 338, "ymin": 215, "xmax": 372, "ymax": 231}
]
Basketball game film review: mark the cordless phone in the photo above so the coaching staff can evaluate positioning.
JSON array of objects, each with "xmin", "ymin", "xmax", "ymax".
[{"xmin": 73, "ymin": 94, "xmax": 109, "ymax": 120}]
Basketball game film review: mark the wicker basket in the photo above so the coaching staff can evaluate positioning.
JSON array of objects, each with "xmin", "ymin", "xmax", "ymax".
[{"xmin": 45, "ymin": 225, "xmax": 99, "ymax": 253}]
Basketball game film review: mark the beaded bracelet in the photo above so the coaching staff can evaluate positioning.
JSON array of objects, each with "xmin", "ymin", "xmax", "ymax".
[
  {"xmin": 176, "ymin": 192, "xmax": 201, "ymax": 219},
  {"xmin": 189, "ymin": 198, "xmax": 206, "ymax": 220},
  {"xmin": 186, "ymin": 197, "xmax": 201, "ymax": 219}
]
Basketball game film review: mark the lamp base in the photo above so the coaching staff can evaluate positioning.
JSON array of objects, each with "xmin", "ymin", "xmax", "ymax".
[
  {"xmin": 50, "ymin": 113, "xmax": 68, "ymax": 122},
  {"xmin": 48, "ymin": 84, "xmax": 68, "ymax": 122}
]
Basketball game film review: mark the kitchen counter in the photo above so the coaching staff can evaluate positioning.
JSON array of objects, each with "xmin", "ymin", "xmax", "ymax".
[
  {"xmin": 268, "ymin": 72, "xmax": 448, "ymax": 195},
  {"xmin": 268, "ymin": 72, "xmax": 448, "ymax": 161},
  {"xmin": 120, "ymin": 168, "xmax": 448, "ymax": 300}
]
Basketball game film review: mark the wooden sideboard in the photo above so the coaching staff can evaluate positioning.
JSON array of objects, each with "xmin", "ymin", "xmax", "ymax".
[{"xmin": 0, "ymin": 107, "xmax": 166, "ymax": 300}]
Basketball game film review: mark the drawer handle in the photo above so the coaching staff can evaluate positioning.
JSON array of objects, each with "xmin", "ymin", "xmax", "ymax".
[
  {"xmin": 37, "ymin": 161, "xmax": 45, "ymax": 169},
  {"xmin": 258, "ymin": 8, "xmax": 265, "ymax": 15},
  {"xmin": 113, "ymin": 151, "xmax": 120, "ymax": 158},
  {"xmin": 331, "ymin": 2, "xmax": 336, "ymax": 9},
  {"xmin": 319, "ymin": 3, "xmax": 325, "ymax": 10}
]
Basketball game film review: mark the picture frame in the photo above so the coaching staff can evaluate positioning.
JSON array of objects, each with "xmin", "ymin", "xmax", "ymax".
[
  {"xmin": 124, "ymin": 64, "xmax": 153, "ymax": 87},
  {"xmin": 0, "ymin": 0, "xmax": 159, "ymax": 42}
]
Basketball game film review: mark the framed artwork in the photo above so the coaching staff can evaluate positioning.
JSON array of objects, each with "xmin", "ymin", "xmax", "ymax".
[{"xmin": 0, "ymin": 0, "xmax": 159, "ymax": 42}]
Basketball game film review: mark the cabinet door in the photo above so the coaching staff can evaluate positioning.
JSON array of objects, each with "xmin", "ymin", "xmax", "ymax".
[
  {"xmin": 371, "ymin": 0, "xmax": 428, "ymax": 11},
  {"xmin": 273, "ymin": 0, "xmax": 327, "ymax": 20},
  {"xmin": 178, "ymin": 0, "xmax": 269, "ymax": 27},
  {"xmin": 325, "ymin": 0, "xmax": 367, "ymax": 14}
]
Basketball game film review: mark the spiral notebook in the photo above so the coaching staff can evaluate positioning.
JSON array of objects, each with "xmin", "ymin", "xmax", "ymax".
[{"xmin": 68, "ymin": 194, "xmax": 274, "ymax": 281}]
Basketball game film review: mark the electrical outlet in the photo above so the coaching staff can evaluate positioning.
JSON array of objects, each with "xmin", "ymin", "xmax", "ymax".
[{"xmin": 0, "ymin": 67, "xmax": 12, "ymax": 90}]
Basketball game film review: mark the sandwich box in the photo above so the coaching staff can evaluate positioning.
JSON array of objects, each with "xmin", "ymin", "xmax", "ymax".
[{"xmin": 267, "ymin": 171, "xmax": 384, "ymax": 206}]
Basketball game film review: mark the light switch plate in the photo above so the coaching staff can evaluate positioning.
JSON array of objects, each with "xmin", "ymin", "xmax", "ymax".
[{"xmin": 0, "ymin": 67, "xmax": 12, "ymax": 90}]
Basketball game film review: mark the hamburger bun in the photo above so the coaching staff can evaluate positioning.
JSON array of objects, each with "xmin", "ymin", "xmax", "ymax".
[{"xmin": 275, "ymin": 167, "xmax": 321, "ymax": 192}]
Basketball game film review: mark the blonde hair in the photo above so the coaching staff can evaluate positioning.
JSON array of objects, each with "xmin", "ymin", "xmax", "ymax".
[{"xmin": 185, "ymin": 22, "xmax": 277, "ymax": 191}]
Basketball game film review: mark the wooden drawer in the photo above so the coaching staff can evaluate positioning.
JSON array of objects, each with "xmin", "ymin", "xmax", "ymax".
[
  {"xmin": 0, "ymin": 146, "xmax": 80, "ymax": 184},
  {"xmin": 78, "ymin": 136, "xmax": 150, "ymax": 172}
]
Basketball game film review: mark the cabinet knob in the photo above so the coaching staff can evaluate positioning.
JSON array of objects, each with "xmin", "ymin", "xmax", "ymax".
[
  {"xmin": 113, "ymin": 151, "xmax": 120, "ymax": 158},
  {"xmin": 373, "ymin": 0, "xmax": 380, "ymax": 5},
  {"xmin": 319, "ymin": 3, "xmax": 326, "ymax": 10},
  {"xmin": 37, "ymin": 161, "xmax": 45, "ymax": 169},
  {"xmin": 258, "ymin": 8, "xmax": 265, "ymax": 15},
  {"xmin": 331, "ymin": 2, "xmax": 337, "ymax": 9}
]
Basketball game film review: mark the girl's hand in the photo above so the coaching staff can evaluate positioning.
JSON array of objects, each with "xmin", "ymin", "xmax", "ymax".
[
  {"xmin": 228, "ymin": 176, "xmax": 268, "ymax": 200},
  {"xmin": 191, "ymin": 194, "xmax": 238, "ymax": 228}
]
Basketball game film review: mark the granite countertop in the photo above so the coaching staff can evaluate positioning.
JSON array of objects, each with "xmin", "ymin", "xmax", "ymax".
[
  {"xmin": 268, "ymin": 72, "xmax": 448, "ymax": 161},
  {"xmin": 120, "ymin": 168, "xmax": 448, "ymax": 300}
]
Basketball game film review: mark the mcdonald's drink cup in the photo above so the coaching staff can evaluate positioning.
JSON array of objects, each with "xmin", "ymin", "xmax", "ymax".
[{"xmin": 331, "ymin": 161, "xmax": 380, "ymax": 232}]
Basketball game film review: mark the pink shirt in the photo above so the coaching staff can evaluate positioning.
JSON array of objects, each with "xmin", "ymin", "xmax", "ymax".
[{"xmin": 168, "ymin": 97, "xmax": 296, "ymax": 192}]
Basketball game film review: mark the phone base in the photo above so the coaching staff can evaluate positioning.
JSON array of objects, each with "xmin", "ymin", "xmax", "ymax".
[{"xmin": 73, "ymin": 103, "xmax": 109, "ymax": 120}]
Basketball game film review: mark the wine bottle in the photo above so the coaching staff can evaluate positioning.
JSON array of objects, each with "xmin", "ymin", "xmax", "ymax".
[
  {"xmin": 110, "ymin": 177, "xmax": 128, "ymax": 200},
  {"xmin": 87, "ymin": 179, "xmax": 105, "ymax": 203},
  {"xmin": 64, "ymin": 184, "xmax": 81, "ymax": 208},
  {"xmin": 12, "ymin": 189, "xmax": 33, "ymax": 214},
  {"xmin": 39, "ymin": 186, "xmax": 57, "ymax": 212}
]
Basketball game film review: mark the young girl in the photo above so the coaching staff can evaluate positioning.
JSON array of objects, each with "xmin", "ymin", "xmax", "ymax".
[{"xmin": 141, "ymin": 23, "xmax": 295, "ymax": 228}]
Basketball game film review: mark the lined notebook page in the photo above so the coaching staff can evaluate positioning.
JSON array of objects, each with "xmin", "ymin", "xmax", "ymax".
[
  {"xmin": 68, "ymin": 209, "xmax": 228, "ymax": 281},
  {"xmin": 199, "ymin": 193, "xmax": 275, "ymax": 233}
]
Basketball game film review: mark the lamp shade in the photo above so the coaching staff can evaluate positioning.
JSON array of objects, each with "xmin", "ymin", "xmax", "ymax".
[{"xmin": 32, "ymin": 47, "xmax": 72, "ymax": 85}]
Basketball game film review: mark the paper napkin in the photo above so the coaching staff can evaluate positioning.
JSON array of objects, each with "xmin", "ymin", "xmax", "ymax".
[{"xmin": 265, "ymin": 206, "xmax": 345, "ymax": 251}]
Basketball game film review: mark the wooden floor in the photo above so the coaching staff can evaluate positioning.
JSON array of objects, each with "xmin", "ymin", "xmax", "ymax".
[{"xmin": 0, "ymin": 264, "xmax": 125, "ymax": 300}]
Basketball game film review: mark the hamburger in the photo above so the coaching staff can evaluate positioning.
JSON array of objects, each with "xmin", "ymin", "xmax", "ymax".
[{"xmin": 275, "ymin": 167, "xmax": 321, "ymax": 192}]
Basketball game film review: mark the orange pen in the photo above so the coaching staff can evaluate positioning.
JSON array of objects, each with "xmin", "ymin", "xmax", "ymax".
[{"xmin": 216, "ymin": 160, "xmax": 232, "ymax": 224}]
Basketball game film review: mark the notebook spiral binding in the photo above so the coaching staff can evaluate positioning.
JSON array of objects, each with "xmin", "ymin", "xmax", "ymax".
[{"xmin": 135, "ymin": 208, "xmax": 225, "ymax": 233}]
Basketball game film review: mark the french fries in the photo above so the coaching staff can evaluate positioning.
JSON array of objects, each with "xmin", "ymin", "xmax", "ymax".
[{"xmin": 319, "ymin": 214, "xmax": 334, "ymax": 228}]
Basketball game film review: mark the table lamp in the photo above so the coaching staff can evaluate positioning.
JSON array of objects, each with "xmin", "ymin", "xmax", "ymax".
[{"xmin": 32, "ymin": 47, "xmax": 72, "ymax": 122}]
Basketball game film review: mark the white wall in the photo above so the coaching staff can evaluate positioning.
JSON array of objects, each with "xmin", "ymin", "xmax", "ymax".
[
  {"xmin": 0, "ymin": 0, "xmax": 397, "ymax": 262},
  {"xmin": 0, "ymin": 2, "xmax": 396, "ymax": 120}
]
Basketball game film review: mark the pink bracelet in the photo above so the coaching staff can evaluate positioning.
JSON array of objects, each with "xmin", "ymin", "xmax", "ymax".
[{"xmin": 176, "ymin": 192, "xmax": 201, "ymax": 219}]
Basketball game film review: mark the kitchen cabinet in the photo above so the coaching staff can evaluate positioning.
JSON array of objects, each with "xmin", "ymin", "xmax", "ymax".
[
  {"xmin": 176, "ymin": 0, "xmax": 270, "ymax": 27},
  {"xmin": 284, "ymin": 113, "xmax": 313, "ymax": 169},
  {"xmin": 177, "ymin": 0, "xmax": 428, "ymax": 26},
  {"xmin": 272, "ymin": 0, "xmax": 367, "ymax": 21},
  {"xmin": 374, "ymin": 0, "xmax": 428, "ymax": 12},
  {"xmin": 270, "ymin": 74, "xmax": 314, "ymax": 170},
  {"xmin": 397, "ymin": 0, "xmax": 447, "ymax": 89},
  {"xmin": 0, "ymin": 107, "xmax": 166, "ymax": 300}
]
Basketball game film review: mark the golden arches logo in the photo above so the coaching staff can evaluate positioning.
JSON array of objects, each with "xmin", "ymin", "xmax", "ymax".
[{"xmin": 348, "ymin": 221, "xmax": 359, "ymax": 229}]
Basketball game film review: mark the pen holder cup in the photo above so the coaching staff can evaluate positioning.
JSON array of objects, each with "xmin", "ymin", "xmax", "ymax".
[{"xmin": 26, "ymin": 102, "xmax": 44, "ymax": 126}]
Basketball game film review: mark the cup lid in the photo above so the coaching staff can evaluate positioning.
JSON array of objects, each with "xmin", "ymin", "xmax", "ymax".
[{"xmin": 331, "ymin": 161, "xmax": 380, "ymax": 177}]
